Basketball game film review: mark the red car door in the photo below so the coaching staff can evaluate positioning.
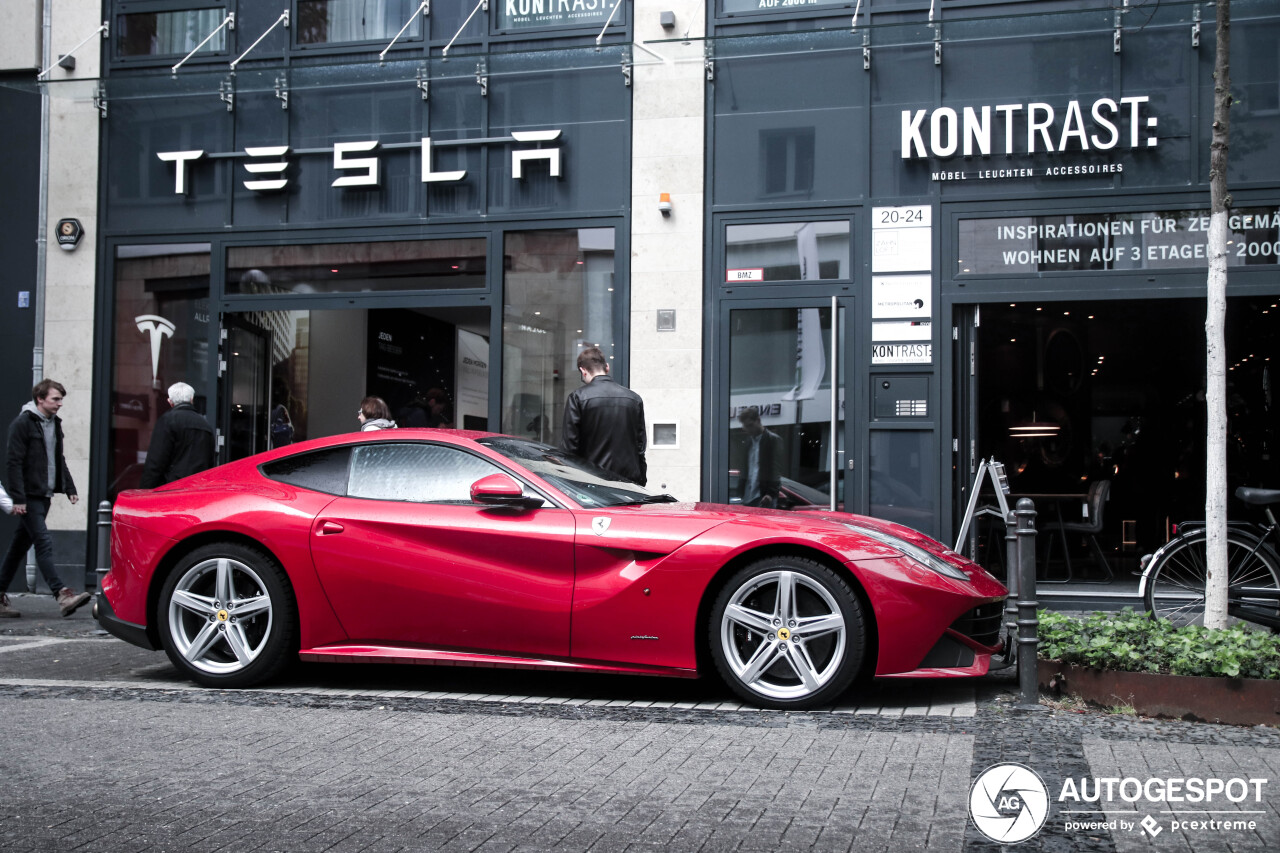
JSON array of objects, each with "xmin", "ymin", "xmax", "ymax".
[{"xmin": 308, "ymin": 442, "xmax": 575, "ymax": 658}]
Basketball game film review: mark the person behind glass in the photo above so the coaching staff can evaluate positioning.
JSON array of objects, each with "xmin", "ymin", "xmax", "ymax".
[
  {"xmin": 562, "ymin": 346, "xmax": 647, "ymax": 485},
  {"xmin": 357, "ymin": 396, "xmax": 396, "ymax": 431},
  {"xmin": 0, "ymin": 380, "xmax": 91, "ymax": 618},
  {"xmin": 425, "ymin": 387, "xmax": 454, "ymax": 428},
  {"xmin": 735, "ymin": 407, "xmax": 783, "ymax": 508},
  {"xmin": 140, "ymin": 382, "xmax": 215, "ymax": 489}
]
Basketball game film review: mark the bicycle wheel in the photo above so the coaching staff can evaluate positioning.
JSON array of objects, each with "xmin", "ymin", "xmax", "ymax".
[{"xmin": 1144, "ymin": 529, "xmax": 1280, "ymax": 627}]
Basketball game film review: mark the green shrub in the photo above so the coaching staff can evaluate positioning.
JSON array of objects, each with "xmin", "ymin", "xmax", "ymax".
[{"xmin": 1037, "ymin": 608, "xmax": 1280, "ymax": 680}]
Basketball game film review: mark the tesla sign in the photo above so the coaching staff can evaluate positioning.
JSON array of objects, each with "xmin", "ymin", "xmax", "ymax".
[{"xmin": 157, "ymin": 130, "xmax": 563, "ymax": 195}]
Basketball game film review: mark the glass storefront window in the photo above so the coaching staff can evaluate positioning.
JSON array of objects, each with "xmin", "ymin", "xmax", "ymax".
[
  {"xmin": 501, "ymin": 228, "xmax": 616, "ymax": 445},
  {"xmin": 296, "ymin": 0, "xmax": 423, "ymax": 45},
  {"xmin": 725, "ymin": 221, "xmax": 850, "ymax": 283},
  {"xmin": 116, "ymin": 9, "xmax": 228, "ymax": 58},
  {"xmin": 222, "ymin": 304, "xmax": 491, "ymax": 462},
  {"xmin": 109, "ymin": 244, "xmax": 212, "ymax": 498},
  {"xmin": 226, "ymin": 239, "xmax": 486, "ymax": 295}
]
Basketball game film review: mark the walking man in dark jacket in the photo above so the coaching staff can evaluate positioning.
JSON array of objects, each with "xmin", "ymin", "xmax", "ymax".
[
  {"xmin": 562, "ymin": 346, "xmax": 647, "ymax": 485},
  {"xmin": 140, "ymin": 382, "xmax": 216, "ymax": 489},
  {"xmin": 0, "ymin": 380, "xmax": 90, "ymax": 618}
]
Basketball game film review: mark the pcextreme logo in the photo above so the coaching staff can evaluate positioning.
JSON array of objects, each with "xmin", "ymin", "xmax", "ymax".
[{"xmin": 970, "ymin": 763, "xmax": 1270, "ymax": 844}]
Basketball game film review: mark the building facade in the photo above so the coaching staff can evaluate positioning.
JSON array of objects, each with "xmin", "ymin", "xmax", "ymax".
[{"xmin": 2, "ymin": 0, "xmax": 1278, "ymax": 587}]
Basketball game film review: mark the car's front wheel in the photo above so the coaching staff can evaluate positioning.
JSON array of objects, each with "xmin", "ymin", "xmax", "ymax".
[
  {"xmin": 709, "ymin": 556, "xmax": 866, "ymax": 709},
  {"xmin": 157, "ymin": 542, "xmax": 296, "ymax": 688}
]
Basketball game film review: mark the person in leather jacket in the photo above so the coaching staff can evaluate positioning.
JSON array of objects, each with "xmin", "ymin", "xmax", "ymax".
[{"xmin": 562, "ymin": 347, "xmax": 647, "ymax": 486}]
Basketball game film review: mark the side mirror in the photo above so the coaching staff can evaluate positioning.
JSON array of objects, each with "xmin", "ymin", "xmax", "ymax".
[{"xmin": 470, "ymin": 473, "xmax": 543, "ymax": 509}]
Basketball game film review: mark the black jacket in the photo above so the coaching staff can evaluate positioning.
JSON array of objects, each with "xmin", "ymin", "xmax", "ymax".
[
  {"xmin": 562, "ymin": 375, "xmax": 647, "ymax": 486},
  {"xmin": 732, "ymin": 428, "xmax": 784, "ymax": 506},
  {"xmin": 140, "ymin": 403, "xmax": 216, "ymax": 489},
  {"xmin": 5, "ymin": 407, "xmax": 75, "ymax": 505}
]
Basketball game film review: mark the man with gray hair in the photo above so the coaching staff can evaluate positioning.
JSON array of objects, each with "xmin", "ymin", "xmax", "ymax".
[{"xmin": 140, "ymin": 382, "xmax": 216, "ymax": 489}]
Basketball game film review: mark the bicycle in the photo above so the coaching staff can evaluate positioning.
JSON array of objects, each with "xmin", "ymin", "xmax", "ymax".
[{"xmin": 1139, "ymin": 486, "xmax": 1280, "ymax": 630}]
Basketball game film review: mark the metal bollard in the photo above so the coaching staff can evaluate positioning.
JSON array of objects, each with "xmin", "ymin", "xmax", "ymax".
[
  {"xmin": 1003, "ymin": 503, "xmax": 1020, "ymax": 667},
  {"xmin": 1015, "ymin": 498, "xmax": 1044, "ymax": 710},
  {"xmin": 95, "ymin": 500, "xmax": 112, "ymax": 589}
]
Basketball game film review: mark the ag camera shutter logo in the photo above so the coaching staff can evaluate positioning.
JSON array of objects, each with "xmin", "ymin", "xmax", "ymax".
[{"xmin": 969, "ymin": 763, "xmax": 1051, "ymax": 843}]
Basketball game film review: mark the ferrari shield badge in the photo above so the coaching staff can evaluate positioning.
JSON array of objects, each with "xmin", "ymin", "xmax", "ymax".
[{"xmin": 592, "ymin": 517, "xmax": 611, "ymax": 536}]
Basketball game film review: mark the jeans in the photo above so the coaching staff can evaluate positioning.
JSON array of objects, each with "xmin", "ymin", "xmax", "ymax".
[{"xmin": 0, "ymin": 497, "xmax": 64, "ymax": 596}]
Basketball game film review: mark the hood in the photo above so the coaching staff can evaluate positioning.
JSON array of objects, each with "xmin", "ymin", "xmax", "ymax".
[{"xmin": 21, "ymin": 401, "xmax": 49, "ymax": 422}]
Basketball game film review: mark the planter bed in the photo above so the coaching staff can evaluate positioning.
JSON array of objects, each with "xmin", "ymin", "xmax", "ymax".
[{"xmin": 1038, "ymin": 659, "xmax": 1280, "ymax": 727}]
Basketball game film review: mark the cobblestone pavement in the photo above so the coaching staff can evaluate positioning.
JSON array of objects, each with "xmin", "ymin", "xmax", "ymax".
[{"xmin": 0, "ymin": 594, "xmax": 1278, "ymax": 853}]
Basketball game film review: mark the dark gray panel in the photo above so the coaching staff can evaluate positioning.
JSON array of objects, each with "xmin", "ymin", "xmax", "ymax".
[
  {"xmin": 486, "ymin": 68, "xmax": 629, "ymax": 214},
  {"xmin": 715, "ymin": 50, "xmax": 865, "ymax": 205},
  {"xmin": 105, "ymin": 93, "xmax": 233, "ymax": 230},
  {"xmin": 869, "ymin": 44, "xmax": 934, "ymax": 199}
]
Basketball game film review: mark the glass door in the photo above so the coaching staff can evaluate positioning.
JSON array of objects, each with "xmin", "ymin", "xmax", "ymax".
[
  {"xmin": 221, "ymin": 317, "xmax": 272, "ymax": 462},
  {"xmin": 719, "ymin": 299, "xmax": 849, "ymax": 511}
]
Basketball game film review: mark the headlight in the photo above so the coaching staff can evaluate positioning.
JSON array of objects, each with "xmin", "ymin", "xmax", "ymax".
[{"xmin": 843, "ymin": 522, "xmax": 970, "ymax": 581}]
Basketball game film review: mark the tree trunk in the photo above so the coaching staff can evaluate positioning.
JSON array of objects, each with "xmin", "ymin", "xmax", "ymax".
[{"xmin": 1205, "ymin": 0, "xmax": 1232, "ymax": 629}]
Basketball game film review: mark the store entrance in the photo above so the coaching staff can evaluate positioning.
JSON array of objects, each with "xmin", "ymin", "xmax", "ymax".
[
  {"xmin": 970, "ymin": 296, "xmax": 1280, "ymax": 579},
  {"xmin": 716, "ymin": 299, "xmax": 849, "ymax": 512},
  {"xmin": 220, "ymin": 304, "xmax": 491, "ymax": 462}
]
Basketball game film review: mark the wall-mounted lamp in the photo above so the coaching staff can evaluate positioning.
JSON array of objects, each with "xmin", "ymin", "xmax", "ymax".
[
  {"xmin": 660, "ymin": 11, "xmax": 676, "ymax": 30},
  {"xmin": 658, "ymin": 192, "xmax": 672, "ymax": 216}
]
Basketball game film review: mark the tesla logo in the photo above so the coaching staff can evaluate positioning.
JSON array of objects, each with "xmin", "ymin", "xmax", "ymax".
[
  {"xmin": 591, "ymin": 517, "xmax": 611, "ymax": 535},
  {"xmin": 157, "ymin": 130, "xmax": 564, "ymax": 195},
  {"xmin": 135, "ymin": 314, "xmax": 176, "ymax": 387}
]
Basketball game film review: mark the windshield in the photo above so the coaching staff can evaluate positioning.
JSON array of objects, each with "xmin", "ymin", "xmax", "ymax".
[{"xmin": 479, "ymin": 437, "xmax": 669, "ymax": 508}]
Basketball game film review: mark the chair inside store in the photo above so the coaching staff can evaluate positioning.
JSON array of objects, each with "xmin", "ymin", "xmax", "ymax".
[{"xmin": 1043, "ymin": 479, "xmax": 1113, "ymax": 583}]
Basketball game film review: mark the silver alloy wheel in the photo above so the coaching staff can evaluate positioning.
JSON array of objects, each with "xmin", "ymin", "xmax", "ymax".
[
  {"xmin": 719, "ymin": 569, "xmax": 847, "ymax": 701},
  {"xmin": 167, "ymin": 557, "xmax": 274, "ymax": 675}
]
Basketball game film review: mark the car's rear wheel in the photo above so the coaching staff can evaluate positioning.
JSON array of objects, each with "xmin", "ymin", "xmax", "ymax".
[
  {"xmin": 709, "ymin": 556, "xmax": 865, "ymax": 709},
  {"xmin": 157, "ymin": 542, "xmax": 296, "ymax": 688}
]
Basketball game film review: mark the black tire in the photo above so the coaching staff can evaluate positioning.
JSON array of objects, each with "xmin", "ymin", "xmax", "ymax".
[
  {"xmin": 1143, "ymin": 529, "xmax": 1280, "ymax": 627},
  {"xmin": 708, "ymin": 555, "xmax": 866, "ymax": 710},
  {"xmin": 157, "ymin": 542, "xmax": 297, "ymax": 688}
]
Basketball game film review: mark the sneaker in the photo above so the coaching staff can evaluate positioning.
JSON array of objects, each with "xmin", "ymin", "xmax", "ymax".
[
  {"xmin": 0, "ymin": 594, "xmax": 19, "ymax": 618},
  {"xmin": 56, "ymin": 588, "xmax": 91, "ymax": 617}
]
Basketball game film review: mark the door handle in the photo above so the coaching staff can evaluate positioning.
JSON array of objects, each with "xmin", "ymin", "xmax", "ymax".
[{"xmin": 319, "ymin": 521, "xmax": 344, "ymax": 535}]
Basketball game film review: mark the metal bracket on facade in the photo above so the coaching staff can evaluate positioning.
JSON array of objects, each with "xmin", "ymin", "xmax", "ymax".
[
  {"xmin": 379, "ymin": 0, "xmax": 429, "ymax": 63},
  {"xmin": 93, "ymin": 82, "xmax": 107, "ymax": 119},
  {"xmin": 37, "ymin": 21, "xmax": 110, "ymax": 80},
  {"xmin": 219, "ymin": 77, "xmax": 235, "ymax": 112},
  {"xmin": 443, "ymin": 0, "xmax": 487, "ymax": 59},
  {"xmin": 171, "ymin": 13, "xmax": 234, "ymax": 74},
  {"xmin": 1192, "ymin": 8, "xmax": 1201, "ymax": 48},
  {"xmin": 416, "ymin": 67, "xmax": 429, "ymax": 101},
  {"xmin": 852, "ymin": 1, "xmax": 870, "ymax": 71},
  {"xmin": 704, "ymin": 42, "xmax": 714, "ymax": 82},
  {"xmin": 595, "ymin": 0, "xmax": 624, "ymax": 50},
  {"xmin": 274, "ymin": 75, "xmax": 289, "ymax": 109},
  {"xmin": 231, "ymin": 9, "xmax": 290, "ymax": 72},
  {"xmin": 621, "ymin": 46, "xmax": 632, "ymax": 87},
  {"xmin": 1114, "ymin": 11, "xmax": 1123, "ymax": 54},
  {"xmin": 475, "ymin": 59, "xmax": 488, "ymax": 96}
]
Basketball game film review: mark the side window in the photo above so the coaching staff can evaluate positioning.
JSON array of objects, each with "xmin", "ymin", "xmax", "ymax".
[
  {"xmin": 348, "ymin": 443, "xmax": 505, "ymax": 503},
  {"xmin": 260, "ymin": 448, "xmax": 352, "ymax": 495}
]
